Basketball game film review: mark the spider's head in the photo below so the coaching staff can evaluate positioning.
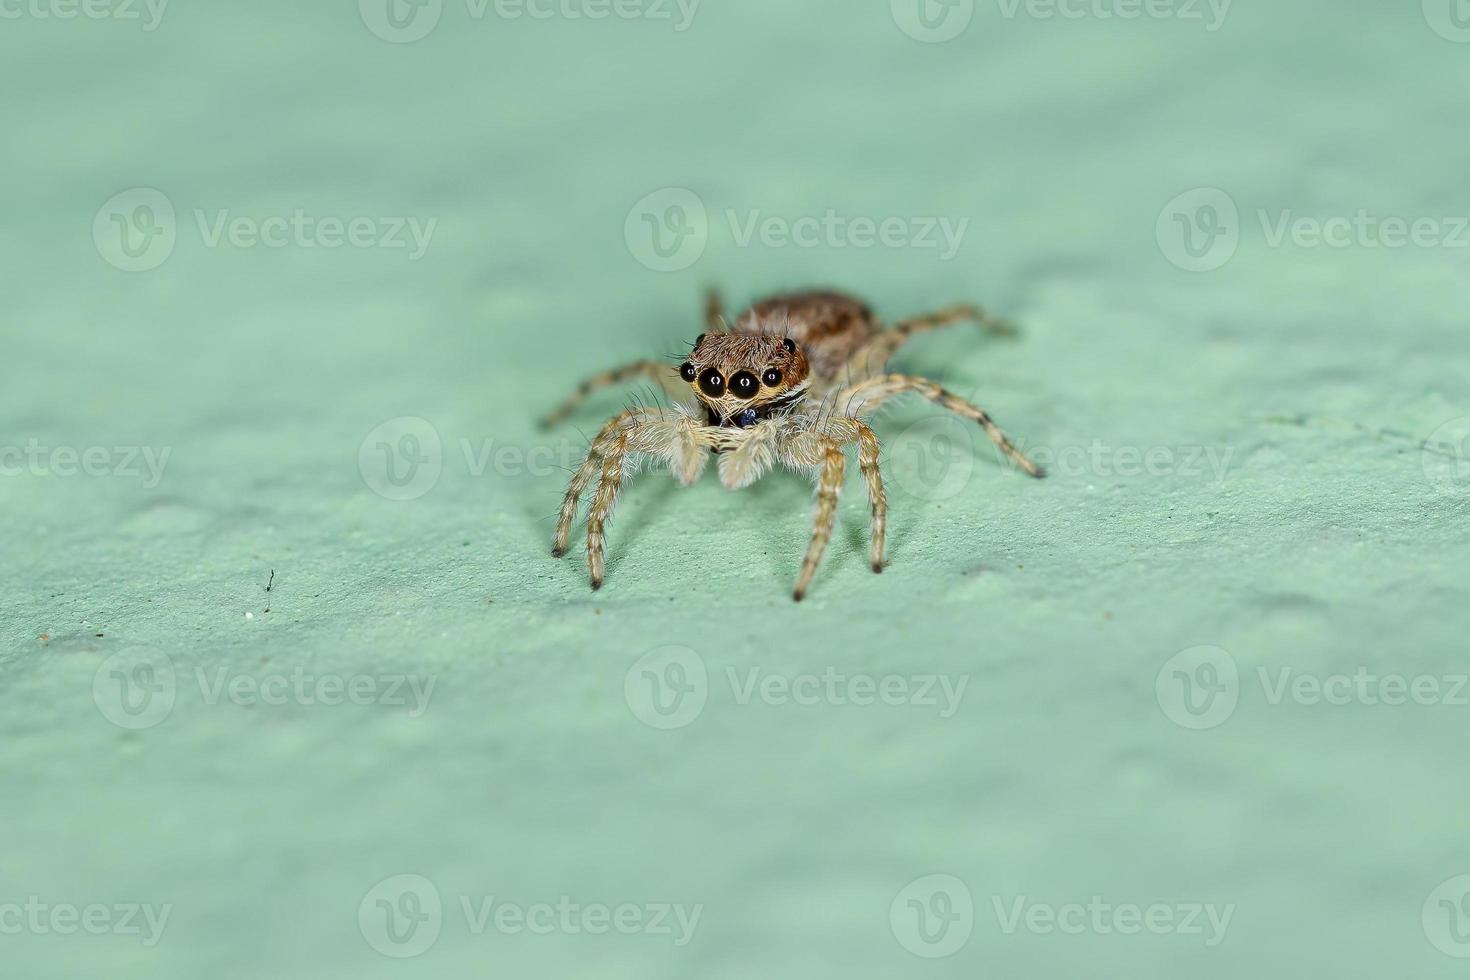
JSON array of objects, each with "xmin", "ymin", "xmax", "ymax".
[{"xmin": 679, "ymin": 333, "xmax": 810, "ymax": 427}]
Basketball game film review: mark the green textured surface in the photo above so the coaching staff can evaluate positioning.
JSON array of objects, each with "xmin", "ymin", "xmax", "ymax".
[{"xmin": 4, "ymin": 1, "xmax": 1470, "ymax": 976}]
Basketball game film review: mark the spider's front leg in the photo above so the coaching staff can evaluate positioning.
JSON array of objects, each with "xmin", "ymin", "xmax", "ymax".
[
  {"xmin": 779, "ymin": 418, "xmax": 887, "ymax": 601},
  {"xmin": 553, "ymin": 407, "xmax": 715, "ymax": 589}
]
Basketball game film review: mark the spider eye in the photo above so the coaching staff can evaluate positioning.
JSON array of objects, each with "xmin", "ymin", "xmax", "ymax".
[
  {"xmin": 728, "ymin": 371, "xmax": 759, "ymax": 399},
  {"xmin": 762, "ymin": 368, "xmax": 782, "ymax": 387},
  {"xmin": 680, "ymin": 361, "xmax": 697, "ymax": 382},
  {"xmin": 782, "ymin": 338, "xmax": 796, "ymax": 353},
  {"xmin": 698, "ymin": 368, "xmax": 725, "ymax": 398}
]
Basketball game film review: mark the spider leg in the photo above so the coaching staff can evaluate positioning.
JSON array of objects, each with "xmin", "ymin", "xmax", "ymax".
[
  {"xmin": 584, "ymin": 430, "xmax": 630, "ymax": 590},
  {"xmin": 704, "ymin": 288, "xmax": 725, "ymax": 330},
  {"xmin": 553, "ymin": 407, "xmax": 718, "ymax": 589},
  {"xmin": 837, "ymin": 373, "xmax": 1045, "ymax": 478},
  {"xmin": 553, "ymin": 411, "xmax": 630, "ymax": 558},
  {"xmin": 539, "ymin": 360, "xmax": 683, "ymax": 429},
  {"xmin": 854, "ymin": 422, "xmax": 887, "ymax": 573},
  {"xmin": 842, "ymin": 304, "xmax": 1015, "ymax": 379},
  {"xmin": 716, "ymin": 420, "xmax": 779, "ymax": 489},
  {"xmin": 792, "ymin": 442, "xmax": 847, "ymax": 602}
]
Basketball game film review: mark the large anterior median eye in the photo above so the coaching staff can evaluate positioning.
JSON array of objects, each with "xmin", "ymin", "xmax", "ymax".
[
  {"xmin": 728, "ymin": 371, "xmax": 758, "ymax": 399},
  {"xmin": 698, "ymin": 368, "xmax": 725, "ymax": 398}
]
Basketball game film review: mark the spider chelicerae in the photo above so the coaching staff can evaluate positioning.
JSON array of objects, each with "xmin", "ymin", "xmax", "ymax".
[{"xmin": 544, "ymin": 289, "xmax": 1045, "ymax": 601}]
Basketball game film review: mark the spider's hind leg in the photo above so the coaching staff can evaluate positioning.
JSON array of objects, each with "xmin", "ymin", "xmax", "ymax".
[
  {"xmin": 540, "ymin": 360, "xmax": 682, "ymax": 429},
  {"xmin": 704, "ymin": 288, "xmax": 725, "ymax": 331},
  {"xmin": 844, "ymin": 304, "xmax": 1015, "ymax": 378}
]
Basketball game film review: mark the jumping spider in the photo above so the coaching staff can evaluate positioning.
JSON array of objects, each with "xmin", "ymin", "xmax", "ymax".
[{"xmin": 544, "ymin": 289, "xmax": 1045, "ymax": 601}]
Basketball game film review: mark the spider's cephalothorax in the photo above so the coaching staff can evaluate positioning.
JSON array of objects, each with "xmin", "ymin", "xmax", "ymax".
[
  {"xmin": 680, "ymin": 332, "xmax": 811, "ymax": 429},
  {"xmin": 543, "ymin": 288, "xmax": 1043, "ymax": 601}
]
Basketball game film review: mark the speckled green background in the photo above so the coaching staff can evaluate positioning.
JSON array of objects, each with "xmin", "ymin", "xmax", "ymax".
[{"xmin": 4, "ymin": 0, "xmax": 1470, "ymax": 976}]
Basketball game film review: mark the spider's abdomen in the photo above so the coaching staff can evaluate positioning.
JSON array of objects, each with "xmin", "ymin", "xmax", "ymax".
[{"xmin": 733, "ymin": 290, "xmax": 878, "ymax": 382}]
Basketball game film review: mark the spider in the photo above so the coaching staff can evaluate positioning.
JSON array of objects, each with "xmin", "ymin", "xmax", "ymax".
[{"xmin": 544, "ymin": 289, "xmax": 1045, "ymax": 601}]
